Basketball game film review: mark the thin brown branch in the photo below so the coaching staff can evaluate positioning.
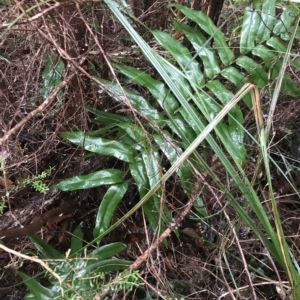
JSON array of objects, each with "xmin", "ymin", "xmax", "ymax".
[
  {"xmin": 130, "ymin": 178, "xmax": 202, "ymax": 270},
  {"xmin": 0, "ymin": 242, "xmax": 63, "ymax": 284}
]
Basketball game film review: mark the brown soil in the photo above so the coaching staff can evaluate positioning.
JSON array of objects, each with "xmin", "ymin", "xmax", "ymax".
[{"xmin": 0, "ymin": 1, "xmax": 300, "ymax": 299}]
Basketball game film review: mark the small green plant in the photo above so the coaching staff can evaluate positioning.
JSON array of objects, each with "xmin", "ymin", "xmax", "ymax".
[
  {"xmin": 18, "ymin": 181, "xmax": 142, "ymax": 298},
  {"xmin": 20, "ymin": 166, "xmax": 55, "ymax": 194},
  {"xmin": 0, "ymin": 198, "xmax": 6, "ymax": 215},
  {"xmin": 19, "ymin": 232, "xmax": 139, "ymax": 299},
  {"xmin": 0, "ymin": 163, "xmax": 54, "ymax": 215}
]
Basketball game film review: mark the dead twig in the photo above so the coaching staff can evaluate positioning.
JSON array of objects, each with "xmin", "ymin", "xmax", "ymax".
[
  {"xmin": 0, "ymin": 242, "xmax": 85, "ymax": 299},
  {"xmin": 131, "ymin": 178, "xmax": 201, "ymax": 269},
  {"xmin": 0, "ymin": 242, "xmax": 63, "ymax": 284}
]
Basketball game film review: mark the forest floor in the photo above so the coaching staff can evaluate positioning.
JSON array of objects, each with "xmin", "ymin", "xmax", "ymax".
[{"xmin": 1, "ymin": 1, "xmax": 300, "ymax": 299}]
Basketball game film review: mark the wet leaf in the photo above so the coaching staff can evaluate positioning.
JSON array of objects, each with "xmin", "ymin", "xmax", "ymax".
[
  {"xmin": 70, "ymin": 226, "xmax": 83, "ymax": 256},
  {"xmin": 56, "ymin": 169, "xmax": 124, "ymax": 191},
  {"xmin": 174, "ymin": 21, "xmax": 220, "ymax": 80},
  {"xmin": 88, "ymin": 242, "xmax": 127, "ymax": 259},
  {"xmin": 235, "ymin": 56, "xmax": 268, "ymax": 88},
  {"xmin": 62, "ymin": 131, "xmax": 137, "ymax": 163},
  {"xmin": 29, "ymin": 235, "xmax": 64, "ymax": 259},
  {"xmin": 18, "ymin": 271, "xmax": 60, "ymax": 299},
  {"xmin": 38, "ymin": 53, "xmax": 65, "ymax": 101},
  {"xmin": 174, "ymin": 4, "xmax": 234, "ymax": 65},
  {"xmin": 240, "ymin": 7, "xmax": 261, "ymax": 53},
  {"xmin": 152, "ymin": 29, "xmax": 205, "ymax": 84},
  {"xmin": 93, "ymin": 182, "xmax": 128, "ymax": 239}
]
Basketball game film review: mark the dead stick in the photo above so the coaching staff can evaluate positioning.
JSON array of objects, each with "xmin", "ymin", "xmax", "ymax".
[
  {"xmin": 0, "ymin": 243, "xmax": 63, "ymax": 284},
  {"xmin": 130, "ymin": 179, "xmax": 201, "ymax": 270}
]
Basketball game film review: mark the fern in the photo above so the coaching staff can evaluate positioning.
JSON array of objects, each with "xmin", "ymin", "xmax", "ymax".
[
  {"xmin": 59, "ymin": 1, "xmax": 300, "ymax": 297},
  {"xmin": 59, "ymin": 0, "xmax": 300, "ymax": 236}
]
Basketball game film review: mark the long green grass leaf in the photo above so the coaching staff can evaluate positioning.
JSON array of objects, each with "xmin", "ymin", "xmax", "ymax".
[
  {"xmin": 174, "ymin": 22, "xmax": 220, "ymax": 80},
  {"xmin": 152, "ymin": 30, "xmax": 206, "ymax": 82}
]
